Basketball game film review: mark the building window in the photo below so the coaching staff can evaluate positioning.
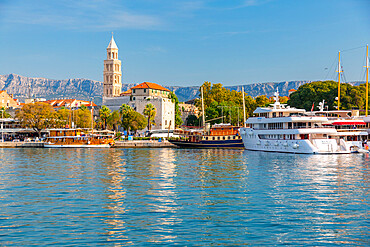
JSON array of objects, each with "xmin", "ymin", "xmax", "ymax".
[
  {"xmin": 144, "ymin": 89, "xmax": 146, "ymax": 93},
  {"xmin": 165, "ymin": 120, "xmax": 167, "ymax": 125},
  {"xmin": 133, "ymin": 89, "xmax": 136, "ymax": 93},
  {"xmin": 133, "ymin": 97, "xmax": 136, "ymax": 100}
]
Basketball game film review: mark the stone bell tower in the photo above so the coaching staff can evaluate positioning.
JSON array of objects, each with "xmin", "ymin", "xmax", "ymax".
[{"xmin": 103, "ymin": 35, "xmax": 122, "ymax": 97}]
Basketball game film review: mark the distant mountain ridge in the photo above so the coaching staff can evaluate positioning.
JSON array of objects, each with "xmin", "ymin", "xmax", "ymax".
[
  {"xmin": 0, "ymin": 73, "xmax": 102, "ymax": 103},
  {"xmin": 0, "ymin": 74, "xmax": 364, "ymax": 105}
]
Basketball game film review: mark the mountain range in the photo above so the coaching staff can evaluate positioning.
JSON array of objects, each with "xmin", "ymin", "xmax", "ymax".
[{"xmin": 0, "ymin": 73, "xmax": 364, "ymax": 105}]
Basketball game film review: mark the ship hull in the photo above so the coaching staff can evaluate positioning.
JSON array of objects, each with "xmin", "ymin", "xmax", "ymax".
[
  {"xmin": 169, "ymin": 139, "xmax": 244, "ymax": 149},
  {"xmin": 44, "ymin": 143, "xmax": 110, "ymax": 148}
]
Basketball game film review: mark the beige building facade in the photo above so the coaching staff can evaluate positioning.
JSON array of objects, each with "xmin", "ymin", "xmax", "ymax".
[{"xmin": 0, "ymin": 90, "xmax": 19, "ymax": 108}]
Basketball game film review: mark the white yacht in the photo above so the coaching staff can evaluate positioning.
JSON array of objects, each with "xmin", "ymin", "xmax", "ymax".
[{"xmin": 239, "ymin": 92, "xmax": 368, "ymax": 154}]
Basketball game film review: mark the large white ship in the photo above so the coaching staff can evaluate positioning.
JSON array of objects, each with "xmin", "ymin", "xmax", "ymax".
[{"xmin": 239, "ymin": 92, "xmax": 368, "ymax": 154}]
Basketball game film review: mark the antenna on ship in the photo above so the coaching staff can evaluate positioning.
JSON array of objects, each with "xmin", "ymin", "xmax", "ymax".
[
  {"xmin": 336, "ymin": 51, "xmax": 343, "ymax": 110},
  {"xmin": 318, "ymin": 100, "xmax": 325, "ymax": 112},
  {"xmin": 272, "ymin": 89, "xmax": 280, "ymax": 109},
  {"xmin": 365, "ymin": 44, "xmax": 369, "ymax": 116}
]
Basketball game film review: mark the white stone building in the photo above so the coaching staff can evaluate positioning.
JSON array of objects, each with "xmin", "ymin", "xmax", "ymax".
[
  {"xmin": 102, "ymin": 36, "xmax": 175, "ymax": 130},
  {"xmin": 129, "ymin": 82, "xmax": 175, "ymax": 130}
]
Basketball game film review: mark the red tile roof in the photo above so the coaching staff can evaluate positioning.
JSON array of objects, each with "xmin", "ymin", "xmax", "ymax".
[
  {"xmin": 44, "ymin": 99, "xmax": 97, "ymax": 107},
  {"xmin": 120, "ymin": 89, "xmax": 132, "ymax": 96},
  {"xmin": 131, "ymin": 82, "xmax": 171, "ymax": 92}
]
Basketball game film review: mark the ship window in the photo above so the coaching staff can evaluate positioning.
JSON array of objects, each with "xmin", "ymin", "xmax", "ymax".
[
  {"xmin": 213, "ymin": 137, "xmax": 215, "ymax": 140},
  {"xmin": 218, "ymin": 137, "xmax": 220, "ymax": 140},
  {"xmin": 223, "ymin": 137, "xmax": 226, "ymax": 140},
  {"xmin": 206, "ymin": 137, "xmax": 208, "ymax": 140}
]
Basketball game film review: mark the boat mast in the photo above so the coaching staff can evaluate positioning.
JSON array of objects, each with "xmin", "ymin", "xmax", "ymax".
[
  {"xmin": 336, "ymin": 51, "xmax": 342, "ymax": 110},
  {"xmin": 242, "ymin": 87, "xmax": 246, "ymax": 127},
  {"xmin": 91, "ymin": 100, "xmax": 94, "ymax": 133},
  {"xmin": 365, "ymin": 44, "xmax": 369, "ymax": 117},
  {"xmin": 201, "ymin": 86, "xmax": 206, "ymax": 131}
]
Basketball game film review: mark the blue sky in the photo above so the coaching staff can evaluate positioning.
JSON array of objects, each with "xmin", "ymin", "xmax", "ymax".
[{"xmin": 0, "ymin": 0, "xmax": 369, "ymax": 87}]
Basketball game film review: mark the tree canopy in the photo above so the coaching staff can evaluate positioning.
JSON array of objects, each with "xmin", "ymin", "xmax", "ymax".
[
  {"xmin": 120, "ymin": 104, "xmax": 146, "ymax": 135},
  {"xmin": 16, "ymin": 102, "xmax": 58, "ymax": 137},
  {"xmin": 287, "ymin": 80, "xmax": 367, "ymax": 111},
  {"xmin": 169, "ymin": 92, "xmax": 183, "ymax": 127},
  {"xmin": 195, "ymin": 81, "xmax": 257, "ymax": 126},
  {"xmin": 0, "ymin": 107, "xmax": 11, "ymax": 118},
  {"xmin": 107, "ymin": 110, "xmax": 120, "ymax": 132}
]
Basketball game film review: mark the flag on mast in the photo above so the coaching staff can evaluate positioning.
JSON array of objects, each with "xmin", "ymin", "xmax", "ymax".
[{"xmin": 311, "ymin": 102, "xmax": 314, "ymax": 112}]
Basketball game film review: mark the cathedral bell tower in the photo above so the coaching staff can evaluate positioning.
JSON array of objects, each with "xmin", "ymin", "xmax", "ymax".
[{"xmin": 103, "ymin": 35, "xmax": 122, "ymax": 97}]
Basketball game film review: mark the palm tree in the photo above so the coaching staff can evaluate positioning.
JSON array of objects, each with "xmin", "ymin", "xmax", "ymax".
[
  {"xmin": 99, "ymin": 105, "xmax": 111, "ymax": 130},
  {"xmin": 143, "ymin": 103, "xmax": 156, "ymax": 131}
]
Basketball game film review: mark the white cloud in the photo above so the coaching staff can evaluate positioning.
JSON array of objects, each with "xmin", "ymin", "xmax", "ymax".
[{"xmin": 1, "ymin": 0, "xmax": 164, "ymax": 31}]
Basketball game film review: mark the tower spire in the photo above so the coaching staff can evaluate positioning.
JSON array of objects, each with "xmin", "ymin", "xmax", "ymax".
[{"xmin": 107, "ymin": 34, "xmax": 118, "ymax": 49}]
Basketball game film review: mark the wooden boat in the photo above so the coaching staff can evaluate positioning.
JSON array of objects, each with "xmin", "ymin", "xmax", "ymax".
[
  {"xmin": 169, "ymin": 124, "xmax": 244, "ymax": 149},
  {"xmin": 169, "ymin": 85, "xmax": 245, "ymax": 149},
  {"xmin": 44, "ymin": 129, "xmax": 114, "ymax": 148}
]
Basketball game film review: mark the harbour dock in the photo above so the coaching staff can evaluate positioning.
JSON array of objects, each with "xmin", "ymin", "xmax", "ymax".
[
  {"xmin": 0, "ymin": 140, "xmax": 176, "ymax": 148},
  {"xmin": 0, "ymin": 142, "xmax": 45, "ymax": 148},
  {"xmin": 113, "ymin": 140, "xmax": 175, "ymax": 148}
]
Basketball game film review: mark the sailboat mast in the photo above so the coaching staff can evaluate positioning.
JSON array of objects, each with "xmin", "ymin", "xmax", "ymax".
[
  {"xmin": 337, "ymin": 51, "xmax": 342, "ymax": 111},
  {"xmin": 365, "ymin": 44, "xmax": 369, "ymax": 117},
  {"xmin": 91, "ymin": 100, "xmax": 94, "ymax": 133},
  {"xmin": 242, "ymin": 87, "xmax": 246, "ymax": 128},
  {"xmin": 201, "ymin": 86, "xmax": 206, "ymax": 131}
]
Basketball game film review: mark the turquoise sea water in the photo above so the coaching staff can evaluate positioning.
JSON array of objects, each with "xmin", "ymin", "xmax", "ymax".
[{"xmin": 0, "ymin": 148, "xmax": 369, "ymax": 246}]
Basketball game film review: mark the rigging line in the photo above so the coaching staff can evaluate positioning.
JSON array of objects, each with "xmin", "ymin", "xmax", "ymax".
[
  {"xmin": 324, "ymin": 56, "xmax": 337, "ymax": 80},
  {"xmin": 359, "ymin": 52, "xmax": 367, "ymax": 81},
  {"xmin": 342, "ymin": 71, "xmax": 347, "ymax": 84},
  {"xmin": 341, "ymin": 45, "xmax": 366, "ymax": 53}
]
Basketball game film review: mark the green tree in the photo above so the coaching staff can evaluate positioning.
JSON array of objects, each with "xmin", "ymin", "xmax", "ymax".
[
  {"xmin": 56, "ymin": 108, "xmax": 70, "ymax": 128},
  {"xmin": 16, "ymin": 102, "xmax": 58, "ymax": 137},
  {"xmin": 143, "ymin": 103, "xmax": 156, "ymax": 131},
  {"xmin": 0, "ymin": 107, "xmax": 11, "ymax": 118},
  {"xmin": 169, "ymin": 92, "xmax": 183, "ymax": 127},
  {"xmin": 185, "ymin": 114, "xmax": 200, "ymax": 126},
  {"xmin": 255, "ymin": 95, "xmax": 272, "ymax": 107},
  {"xmin": 195, "ymin": 82, "xmax": 257, "ymax": 126},
  {"xmin": 120, "ymin": 104, "xmax": 134, "ymax": 135},
  {"xmin": 75, "ymin": 108, "xmax": 92, "ymax": 129},
  {"xmin": 107, "ymin": 110, "xmax": 121, "ymax": 132},
  {"xmin": 128, "ymin": 111, "xmax": 147, "ymax": 134},
  {"xmin": 99, "ymin": 105, "xmax": 111, "ymax": 129},
  {"xmin": 287, "ymin": 80, "xmax": 366, "ymax": 111}
]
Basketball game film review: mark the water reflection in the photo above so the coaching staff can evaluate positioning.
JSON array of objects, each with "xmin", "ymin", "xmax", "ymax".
[
  {"xmin": 0, "ymin": 148, "xmax": 368, "ymax": 246},
  {"xmin": 245, "ymin": 151, "xmax": 369, "ymax": 245}
]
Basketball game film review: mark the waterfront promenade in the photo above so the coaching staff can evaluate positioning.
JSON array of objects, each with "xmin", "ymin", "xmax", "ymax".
[
  {"xmin": 0, "ymin": 141, "xmax": 44, "ymax": 148},
  {"xmin": 0, "ymin": 140, "xmax": 175, "ymax": 148}
]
